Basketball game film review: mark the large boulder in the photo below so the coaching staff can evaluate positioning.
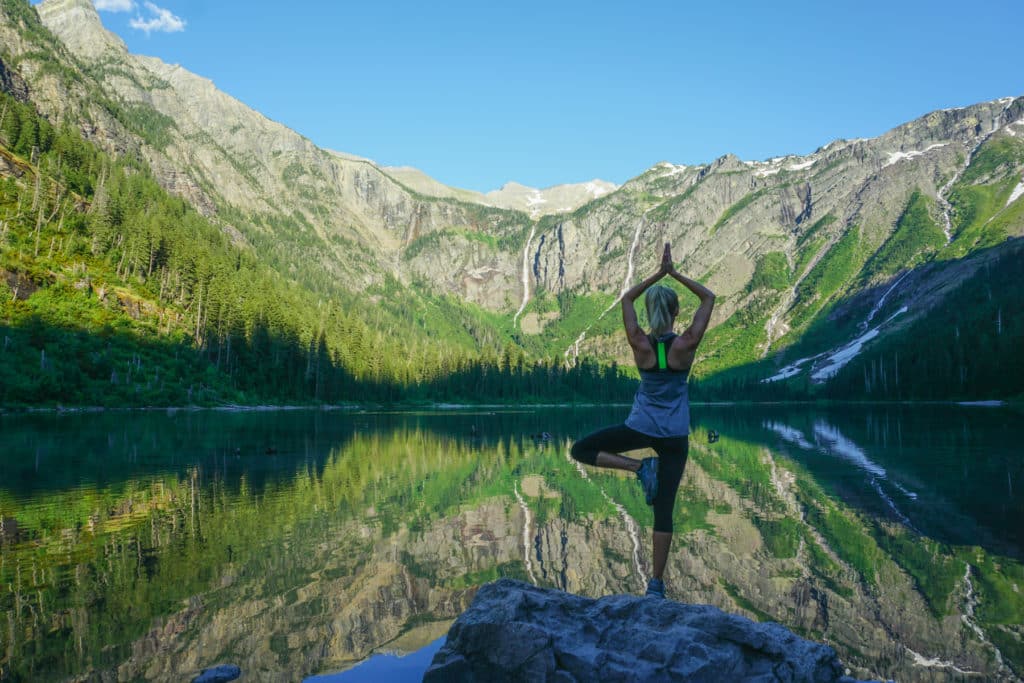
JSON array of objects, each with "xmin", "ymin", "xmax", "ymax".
[{"xmin": 424, "ymin": 579, "xmax": 872, "ymax": 682}]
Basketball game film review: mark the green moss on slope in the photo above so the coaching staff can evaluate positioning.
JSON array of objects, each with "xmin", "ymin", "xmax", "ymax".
[{"xmin": 861, "ymin": 191, "xmax": 945, "ymax": 280}]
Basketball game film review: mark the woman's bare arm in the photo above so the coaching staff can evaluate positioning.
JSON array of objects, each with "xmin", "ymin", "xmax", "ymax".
[
  {"xmin": 669, "ymin": 269, "xmax": 715, "ymax": 350},
  {"xmin": 621, "ymin": 244, "xmax": 672, "ymax": 349}
]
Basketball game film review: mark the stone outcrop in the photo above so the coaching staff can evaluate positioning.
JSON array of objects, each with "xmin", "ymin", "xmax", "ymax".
[
  {"xmin": 0, "ymin": 55, "xmax": 29, "ymax": 102},
  {"xmin": 424, "ymin": 579, "xmax": 872, "ymax": 682},
  {"xmin": 191, "ymin": 664, "xmax": 240, "ymax": 683}
]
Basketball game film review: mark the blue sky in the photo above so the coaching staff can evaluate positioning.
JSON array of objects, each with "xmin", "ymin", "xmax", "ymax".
[{"xmin": 50, "ymin": 0, "xmax": 1024, "ymax": 192}]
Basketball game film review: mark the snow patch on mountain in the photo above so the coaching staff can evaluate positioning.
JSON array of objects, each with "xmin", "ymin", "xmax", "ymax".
[
  {"xmin": 764, "ymin": 357, "xmax": 817, "ymax": 383},
  {"xmin": 811, "ymin": 306, "xmax": 908, "ymax": 381},
  {"xmin": 746, "ymin": 158, "xmax": 784, "ymax": 177},
  {"xmin": 1007, "ymin": 176, "xmax": 1024, "ymax": 208},
  {"xmin": 882, "ymin": 143, "xmax": 948, "ymax": 168},
  {"xmin": 656, "ymin": 162, "xmax": 689, "ymax": 177},
  {"xmin": 787, "ymin": 158, "xmax": 817, "ymax": 171}
]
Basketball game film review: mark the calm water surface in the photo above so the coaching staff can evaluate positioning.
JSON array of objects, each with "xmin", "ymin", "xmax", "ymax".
[{"xmin": 1, "ymin": 405, "xmax": 1022, "ymax": 681}]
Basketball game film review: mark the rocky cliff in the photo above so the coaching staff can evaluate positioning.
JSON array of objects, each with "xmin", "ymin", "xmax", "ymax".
[{"xmin": 424, "ymin": 579, "xmax": 870, "ymax": 682}]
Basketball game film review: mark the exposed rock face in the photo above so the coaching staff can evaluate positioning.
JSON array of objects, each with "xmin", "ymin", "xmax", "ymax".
[
  {"xmin": 34, "ymin": 0, "xmax": 126, "ymax": 59},
  {"xmin": 30, "ymin": 0, "xmax": 1022, "ymax": 314},
  {"xmin": 484, "ymin": 179, "xmax": 618, "ymax": 217},
  {"xmin": 424, "ymin": 579, "xmax": 867, "ymax": 682},
  {"xmin": 0, "ymin": 55, "xmax": 29, "ymax": 101},
  {"xmin": 527, "ymin": 97, "xmax": 1024, "ymax": 321}
]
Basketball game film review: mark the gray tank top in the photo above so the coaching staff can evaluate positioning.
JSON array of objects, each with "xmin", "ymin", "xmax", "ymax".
[{"xmin": 625, "ymin": 333, "xmax": 691, "ymax": 437}]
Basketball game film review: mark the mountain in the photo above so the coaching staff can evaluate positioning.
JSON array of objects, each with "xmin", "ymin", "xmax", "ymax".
[
  {"xmin": 1, "ymin": 0, "xmax": 1023, "ymax": 406},
  {"xmin": 381, "ymin": 165, "xmax": 617, "ymax": 217},
  {"xmin": 29, "ymin": 0, "xmax": 542, "ymax": 308},
  {"xmin": 27, "ymin": 0, "xmax": 614, "ymax": 302},
  {"xmin": 483, "ymin": 179, "xmax": 617, "ymax": 216}
]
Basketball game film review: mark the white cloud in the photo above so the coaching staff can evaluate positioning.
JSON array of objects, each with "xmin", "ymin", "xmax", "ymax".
[
  {"xmin": 94, "ymin": 0, "xmax": 135, "ymax": 11},
  {"xmin": 129, "ymin": 1, "xmax": 186, "ymax": 34}
]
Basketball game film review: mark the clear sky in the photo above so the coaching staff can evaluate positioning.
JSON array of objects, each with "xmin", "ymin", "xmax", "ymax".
[{"xmin": 45, "ymin": 0, "xmax": 1024, "ymax": 193}]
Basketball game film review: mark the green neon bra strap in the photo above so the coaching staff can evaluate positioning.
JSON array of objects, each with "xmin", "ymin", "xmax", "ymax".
[{"xmin": 657, "ymin": 341, "xmax": 667, "ymax": 370}]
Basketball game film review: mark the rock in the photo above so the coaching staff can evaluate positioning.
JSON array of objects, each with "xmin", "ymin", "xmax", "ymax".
[
  {"xmin": 191, "ymin": 664, "xmax": 241, "ymax": 683},
  {"xmin": 0, "ymin": 55, "xmax": 29, "ymax": 102},
  {"xmin": 425, "ymin": 579, "xmax": 875, "ymax": 682}
]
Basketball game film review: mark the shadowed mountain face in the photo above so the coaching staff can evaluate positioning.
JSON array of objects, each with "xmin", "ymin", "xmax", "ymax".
[
  {"xmin": 1, "ymin": 406, "xmax": 1021, "ymax": 681},
  {"xmin": 0, "ymin": 0, "xmax": 1018, "ymax": 386}
]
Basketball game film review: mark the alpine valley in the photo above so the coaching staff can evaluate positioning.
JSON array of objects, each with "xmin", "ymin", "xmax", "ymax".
[{"xmin": 1, "ymin": 0, "xmax": 1023, "ymax": 407}]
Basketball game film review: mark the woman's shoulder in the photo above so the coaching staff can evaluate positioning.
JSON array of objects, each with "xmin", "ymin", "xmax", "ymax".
[{"xmin": 632, "ymin": 332, "xmax": 655, "ymax": 349}]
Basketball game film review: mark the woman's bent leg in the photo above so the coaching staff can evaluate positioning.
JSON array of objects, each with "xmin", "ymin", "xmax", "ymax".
[{"xmin": 570, "ymin": 424, "xmax": 648, "ymax": 472}]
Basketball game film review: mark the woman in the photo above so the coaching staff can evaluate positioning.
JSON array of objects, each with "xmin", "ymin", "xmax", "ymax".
[{"xmin": 570, "ymin": 243, "xmax": 715, "ymax": 598}]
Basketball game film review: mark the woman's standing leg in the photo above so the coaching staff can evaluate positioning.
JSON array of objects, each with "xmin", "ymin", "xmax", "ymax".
[{"xmin": 649, "ymin": 436, "xmax": 689, "ymax": 587}]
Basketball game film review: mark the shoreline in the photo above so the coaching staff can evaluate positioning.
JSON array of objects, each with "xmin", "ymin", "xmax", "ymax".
[
  {"xmin": 0, "ymin": 398, "xmax": 1013, "ymax": 416},
  {"xmin": 0, "ymin": 402, "xmax": 634, "ymax": 415}
]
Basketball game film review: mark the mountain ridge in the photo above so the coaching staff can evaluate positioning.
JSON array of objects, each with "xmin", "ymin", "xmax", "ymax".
[
  {"xmin": 2, "ymin": 0, "xmax": 1023, "ymax": 401},
  {"xmin": 381, "ymin": 166, "xmax": 618, "ymax": 217}
]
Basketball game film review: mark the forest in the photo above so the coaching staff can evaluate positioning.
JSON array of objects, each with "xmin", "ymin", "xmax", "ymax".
[{"xmin": 0, "ymin": 90, "xmax": 637, "ymax": 407}]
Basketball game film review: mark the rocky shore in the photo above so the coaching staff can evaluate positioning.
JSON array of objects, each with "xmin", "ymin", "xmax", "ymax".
[{"xmin": 424, "ymin": 579, "xmax": 878, "ymax": 682}]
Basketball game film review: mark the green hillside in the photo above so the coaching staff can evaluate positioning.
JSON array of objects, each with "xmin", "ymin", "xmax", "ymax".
[{"xmin": 0, "ymin": 90, "xmax": 635, "ymax": 407}]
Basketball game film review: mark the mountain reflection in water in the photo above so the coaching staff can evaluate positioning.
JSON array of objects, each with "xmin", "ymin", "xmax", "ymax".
[{"xmin": 0, "ymin": 405, "xmax": 1021, "ymax": 682}]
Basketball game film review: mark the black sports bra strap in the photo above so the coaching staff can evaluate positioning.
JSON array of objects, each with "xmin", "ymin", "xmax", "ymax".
[{"xmin": 643, "ymin": 333, "xmax": 684, "ymax": 373}]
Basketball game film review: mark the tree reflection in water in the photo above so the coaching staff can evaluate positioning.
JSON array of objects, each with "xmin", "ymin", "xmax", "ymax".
[{"xmin": 0, "ymin": 405, "xmax": 1021, "ymax": 681}]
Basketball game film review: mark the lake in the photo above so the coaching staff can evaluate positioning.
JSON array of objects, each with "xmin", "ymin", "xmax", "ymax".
[{"xmin": 1, "ymin": 405, "xmax": 1022, "ymax": 681}]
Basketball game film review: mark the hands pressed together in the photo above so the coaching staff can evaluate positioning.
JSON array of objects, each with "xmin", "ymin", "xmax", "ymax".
[
  {"xmin": 653, "ymin": 243, "xmax": 715, "ymax": 304},
  {"xmin": 658, "ymin": 243, "xmax": 675, "ymax": 276},
  {"xmin": 623, "ymin": 242, "xmax": 714, "ymax": 304}
]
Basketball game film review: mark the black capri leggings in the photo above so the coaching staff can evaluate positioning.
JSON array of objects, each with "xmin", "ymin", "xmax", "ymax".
[{"xmin": 570, "ymin": 424, "xmax": 689, "ymax": 534}]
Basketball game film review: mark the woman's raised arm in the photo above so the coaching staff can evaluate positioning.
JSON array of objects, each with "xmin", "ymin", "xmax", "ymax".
[
  {"xmin": 621, "ymin": 244, "xmax": 672, "ymax": 349},
  {"xmin": 669, "ymin": 268, "xmax": 715, "ymax": 350}
]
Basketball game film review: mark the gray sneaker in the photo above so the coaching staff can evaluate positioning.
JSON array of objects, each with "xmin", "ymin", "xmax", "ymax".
[
  {"xmin": 636, "ymin": 457, "xmax": 659, "ymax": 505},
  {"xmin": 646, "ymin": 577, "xmax": 666, "ymax": 598}
]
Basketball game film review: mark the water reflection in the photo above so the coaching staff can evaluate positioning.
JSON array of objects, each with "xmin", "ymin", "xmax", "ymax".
[
  {"xmin": 0, "ymin": 406, "xmax": 1022, "ymax": 682},
  {"xmin": 764, "ymin": 418, "xmax": 918, "ymax": 530},
  {"xmin": 739, "ymin": 405, "xmax": 1024, "ymax": 557}
]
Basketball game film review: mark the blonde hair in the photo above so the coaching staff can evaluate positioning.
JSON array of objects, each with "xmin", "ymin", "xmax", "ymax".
[{"xmin": 645, "ymin": 285, "xmax": 679, "ymax": 336}]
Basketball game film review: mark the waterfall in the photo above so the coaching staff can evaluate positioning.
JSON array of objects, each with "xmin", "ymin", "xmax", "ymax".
[
  {"xmin": 513, "ymin": 225, "xmax": 537, "ymax": 328},
  {"xmin": 513, "ymin": 482, "xmax": 539, "ymax": 585},
  {"xmin": 937, "ymin": 102, "xmax": 1015, "ymax": 242}
]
